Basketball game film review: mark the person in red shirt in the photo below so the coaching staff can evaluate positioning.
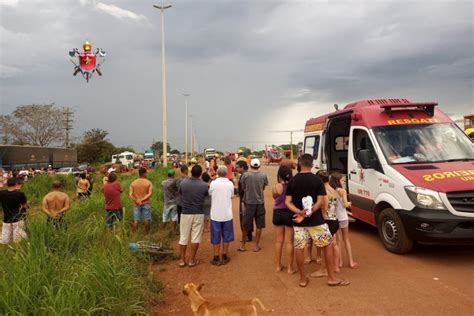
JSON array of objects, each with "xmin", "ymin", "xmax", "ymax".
[
  {"xmin": 224, "ymin": 156, "xmax": 234, "ymax": 184},
  {"xmin": 102, "ymin": 172, "xmax": 123, "ymax": 230}
]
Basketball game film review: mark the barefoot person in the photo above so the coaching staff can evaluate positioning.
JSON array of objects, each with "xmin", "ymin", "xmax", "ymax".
[
  {"xmin": 178, "ymin": 165, "xmax": 209, "ymax": 267},
  {"xmin": 209, "ymin": 166, "xmax": 235, "ymax": 266},
  {"xmin": 129, "ymin": 167, "xmax": 153, "ymax": 234},
  {"xmin": 272, "ymin": 166, "xmax": 295, "ymax": 274},
  {"xmin": 285, "ymin": 154, "xmax": 349, "ymax": 287},
  {"xmin": 330, "ymin": 172, "xmax": 359, "ymax": 269},
  {"xmin": 239, "ymin": 158, "xmax": 268, "ymax": 252},
  {"xmin": 0, "ymin": 178, "xmax": 28, "ymax": 244},
  {"xmin": 41, "ymin": 181, "xmax": 71, "ymax": 228}
]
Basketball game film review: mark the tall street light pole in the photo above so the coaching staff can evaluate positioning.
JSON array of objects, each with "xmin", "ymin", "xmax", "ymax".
[
  {"xmin": 189, "ymin": 115, "xmax": 194, "ymax": 157},
  {"xmin": 183, "ymin": 93, "xmax": 190, "ymax": 165},
  {"xmin": 153, "ymin": 4, "xmax": 172, "ymax": 166}
]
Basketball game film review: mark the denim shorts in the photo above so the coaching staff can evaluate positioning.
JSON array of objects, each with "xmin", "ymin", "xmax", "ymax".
[
  {"xmin": 133, "ymin": 204, "xmax": 152, "ymax": 221},
  {"xmin": 210, "ymin": 220, "xmax": 234, "ymax": 245},
  {"xmin": 162, "ymin": 205, "xmax": 178, "ymax": 222},
  {"xmin": 106, "ymin": 209, "xmax": 123, "ymax": 228}
]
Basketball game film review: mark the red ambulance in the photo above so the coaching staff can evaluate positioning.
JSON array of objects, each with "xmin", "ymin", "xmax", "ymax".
[{"xmin": 303, "ymin": 99, "xmax": 474, "ymax": 253}]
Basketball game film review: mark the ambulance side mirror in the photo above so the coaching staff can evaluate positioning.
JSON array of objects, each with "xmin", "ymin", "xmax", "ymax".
[{"xmin": 358, "ymin": 149, "xmax": 373, "ymax": 169}]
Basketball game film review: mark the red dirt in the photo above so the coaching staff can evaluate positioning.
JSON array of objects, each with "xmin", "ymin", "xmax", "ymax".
[{"xmin": 151, "ymin": 165, "xmax": 474, "ymax": 315}]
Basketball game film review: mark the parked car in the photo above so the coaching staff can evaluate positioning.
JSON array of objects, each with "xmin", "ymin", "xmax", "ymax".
[
  {"xmin": 56, "ymin": 167, "xmax": 81, "ymax": 176},
  {"xmin": 77, "ymin": 164, "xmax": 89, "ymax": 171}
]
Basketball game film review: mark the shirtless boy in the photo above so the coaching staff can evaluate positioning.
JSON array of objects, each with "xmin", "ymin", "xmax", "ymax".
[
  {"xmin": 129, "ymin": 167, "xmax": 153, "ymax": 234},
  {"xmin": 42, "ymin": 181, "xmax": 71, "ymax": 227}
]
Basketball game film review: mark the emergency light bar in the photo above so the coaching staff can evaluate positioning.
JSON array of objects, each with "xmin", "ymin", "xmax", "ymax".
[{"xmin": 381, "ymin": 102, "xmax": 438, "ymax": 117}]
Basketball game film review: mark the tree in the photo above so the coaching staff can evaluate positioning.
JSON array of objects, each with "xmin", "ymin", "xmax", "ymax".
[
  {"xmin": 76, "ymin": 128, "xmax": 115, "ymax": 163},
  {"xmin": 170, "ymin": 149, "xmax": 180, "ymax": 155},
  {"xmin": 238, "ymin": 146, "xmax": 252, "ymax": 157},
  {"xmin": 252, "ymin": 150, "xmax": 265, "ymax": 157},
  {"xmin": 0, "ymin": 115, "xmax": 10, "ymax": 144},
  {"xmin": 280, "ymin": 144, "xmax": 299, "ymax": 157},
  {"xmin": 151, "ymin": 141, "xmax": 171, "ymax": 157},
  {"xmin": 2, "ymin": 104, "xmax": 65, "ymax": 146},
  {"xmin": 114, "ymin": 146, "xmax": 135, "ymax": 154}
]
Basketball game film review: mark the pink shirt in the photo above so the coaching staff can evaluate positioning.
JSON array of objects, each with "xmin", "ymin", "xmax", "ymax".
[{"xmin": 226, "ymin": 164, "xmax": 234, "ymax": 181}]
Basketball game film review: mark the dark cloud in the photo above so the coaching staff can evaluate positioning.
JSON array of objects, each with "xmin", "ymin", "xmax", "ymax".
[{"xmin": 1, "ymin": 0, "xmax": 472, "ymax": 151}]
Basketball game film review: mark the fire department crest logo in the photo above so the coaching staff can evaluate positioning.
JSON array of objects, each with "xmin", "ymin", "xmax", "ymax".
[{"xmin": 69, "ymin": 41, "xmax": 106, "ymax": 82}]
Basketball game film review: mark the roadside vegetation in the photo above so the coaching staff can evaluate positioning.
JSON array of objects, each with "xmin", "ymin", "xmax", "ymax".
[{"xmin": 0, "ymin": 167, "xmax": 172, "ymax": 315}]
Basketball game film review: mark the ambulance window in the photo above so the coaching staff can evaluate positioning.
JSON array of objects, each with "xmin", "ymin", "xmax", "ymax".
[
  {"xmin": 352, "ymin": 130, "xmax": 374, "ymax": 162},
  {"xmin": 304, "ymin": 135, "xmax": 320, "ymax": 159},
  {"xmin": 335, "ymin": 136, "xmax": 349, "ymax": 151}
]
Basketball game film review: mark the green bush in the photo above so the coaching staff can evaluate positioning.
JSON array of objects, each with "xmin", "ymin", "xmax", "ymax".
[{"xmin": 0, "ymin": 167, "xmax": 170, "ymax": 315}]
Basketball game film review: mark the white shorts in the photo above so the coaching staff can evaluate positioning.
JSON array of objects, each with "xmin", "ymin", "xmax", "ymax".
[
  {"xmin": 1, "ymin": 220, "xmax": 27, "ymax": 244},
  {"xmin": 179, "ymin": 214, "xmax": 204, "ymax": 245}
]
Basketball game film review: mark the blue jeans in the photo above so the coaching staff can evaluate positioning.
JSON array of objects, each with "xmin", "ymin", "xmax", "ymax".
[
  {"xmin": 106, "ymin": 209, "xmax": 123, "ymax": 229},
  {"xmin": 133, "ymin": 204, "xmax": 152, "ymax": 221}
]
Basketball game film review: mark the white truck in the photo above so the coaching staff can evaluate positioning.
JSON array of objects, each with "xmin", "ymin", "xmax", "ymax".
[
  {"xmin": 111, "ymin": 151, "xmax": 135, "ymax": 168},
  {"xmin": 204, "ymin": 148, "xmax": 216, "ymax": 160}
]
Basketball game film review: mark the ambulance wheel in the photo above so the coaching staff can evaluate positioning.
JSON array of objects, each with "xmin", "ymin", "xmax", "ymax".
[{"xmin": 377, "ymin": 208, "xmax": 413, "ymax": 254}]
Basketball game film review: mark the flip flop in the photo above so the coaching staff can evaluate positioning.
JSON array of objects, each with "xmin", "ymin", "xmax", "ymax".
[
  {"xmin": 253, "ymin": 247, "xmax": 262, "ymax": 252},
  {"xmin": 237, "ymin": 247, "xmax": 246, "ymax": 252},
  {"xmin": 328, "ymin": 279, "xmax": 350, "ymax": 287},
  {"xmin": 299, "ymin": 278, "xmax": 309, "ymax": 288},
  {"xmin": 178, "ymin": 262, "xmax": 186, "ymax": 268},
  {"xmin": 188, "ymin": 260, "xmax": 200, "ymax": 268}
]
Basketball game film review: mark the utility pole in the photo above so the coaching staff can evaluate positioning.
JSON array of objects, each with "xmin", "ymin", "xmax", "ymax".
[
  {"xmin": 63, "ymin": 108, "xmax": 74, "ymax": 148},
  {"xmin": 190, "ymin": 115, "xmax": 194, "ymax": 157},
  {"xmin": 183, "ymin": 93, "xmax": 190, "ymax": 165},
  {"xmin": 269, "ymin": 129, "xmax": 304, "ymax": 161},
  {"xmin": 194, "ymin": 131, "xmax": 198, "ymax": 154}
]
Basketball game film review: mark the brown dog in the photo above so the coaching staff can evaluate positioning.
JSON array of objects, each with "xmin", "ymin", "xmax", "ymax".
[{"xmin": 183, "ymin": 283, "xmax": 273, "ymax": 316}]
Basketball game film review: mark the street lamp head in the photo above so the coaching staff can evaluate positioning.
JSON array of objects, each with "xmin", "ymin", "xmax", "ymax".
[{"xmin": 153, "ymin": 4, "xmax": 172, "ymax": 10}]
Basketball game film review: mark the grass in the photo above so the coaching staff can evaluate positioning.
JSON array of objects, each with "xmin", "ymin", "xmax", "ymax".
[{"xmin": 0, "ymin": 167, "xmax": 173, "ymax": 315}]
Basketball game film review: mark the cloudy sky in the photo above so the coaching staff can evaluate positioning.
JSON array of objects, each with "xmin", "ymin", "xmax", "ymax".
[{"xmin": 1, "ymin": 0, "xmax": 473, "ymax": 152}]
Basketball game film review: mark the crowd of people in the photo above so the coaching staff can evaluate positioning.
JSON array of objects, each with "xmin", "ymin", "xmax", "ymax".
[
  {"xmin": 160, "ymin": 153, "xmax": 358, "ymax": 287},
  {"xmin": 1, "ymin": 153, "xmax": 359, "ymax": 288}
]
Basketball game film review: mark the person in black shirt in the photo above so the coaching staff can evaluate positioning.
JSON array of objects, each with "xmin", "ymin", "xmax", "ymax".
[
  {"xmin": 0, "ymin": 178, "xmax": 28, "ymax": 244},
  {"xmin": 285, "ymin": 154, "xmax": 349, "ymax": 287}
]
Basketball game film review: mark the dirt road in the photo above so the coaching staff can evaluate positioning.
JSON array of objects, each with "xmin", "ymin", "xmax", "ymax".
[{"xmin": 152, "ymin": 165, "xmax": 474, "ymax": 315}]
